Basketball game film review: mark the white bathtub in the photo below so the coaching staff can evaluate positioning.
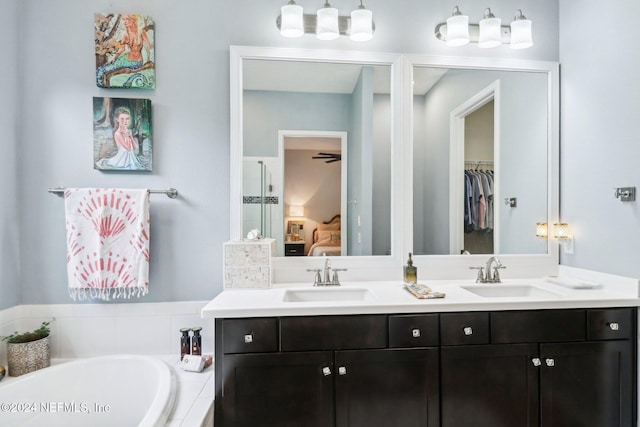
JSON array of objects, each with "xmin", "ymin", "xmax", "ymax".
[{"xmin": 0, "ymin": 354, "xmax": 176, "ymax": 426}]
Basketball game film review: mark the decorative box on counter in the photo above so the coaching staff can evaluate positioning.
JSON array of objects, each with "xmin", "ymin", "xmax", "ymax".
[{"xmin": 224, "ymin": 238, "xmax": 276, "ymax": 288}]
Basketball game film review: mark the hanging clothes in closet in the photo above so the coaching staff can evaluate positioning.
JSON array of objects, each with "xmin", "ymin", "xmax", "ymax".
[{"xmin": 464, "ymin": 167, "xmax": 494, "ymax": 233}]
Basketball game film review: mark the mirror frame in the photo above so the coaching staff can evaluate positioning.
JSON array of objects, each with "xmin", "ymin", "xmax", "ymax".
[
  {"xmin": 230, "ymin": 46, "xmax": 404, "ymax": 282},
  {"xmin": 403, "ymin": 55, "xmax": 560, "ymax": 276},
  {"xmin": 230, "ymin": 46, "xmax": 560, "ymax": 282}
]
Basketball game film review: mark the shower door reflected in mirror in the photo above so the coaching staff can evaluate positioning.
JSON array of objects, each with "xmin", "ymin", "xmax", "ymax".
[{"xmin": 242, "ymin": 157, "xmax": 283, "ymax": 255}]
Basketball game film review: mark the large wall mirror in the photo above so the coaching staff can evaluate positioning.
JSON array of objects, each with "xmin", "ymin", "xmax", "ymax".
[
  {"xmin": 411, "ymin": 65, "xmax": 551, "ymax": 256},
  {"xmin": 231, "ymin": 47, "xmax": 559, "ymax": 279},
  {"xmin": 230, "ymin": 47, "xmax": 402, "ymax": 267}
]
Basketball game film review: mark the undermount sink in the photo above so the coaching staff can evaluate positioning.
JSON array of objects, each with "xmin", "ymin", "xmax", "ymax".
[
  {"xmin": 461, "ymin": 284, "xmax": 561, "ymax": 299},
  {"xmin": 283, "ymin": 288, "xmax": 375, "ymax": 303}
]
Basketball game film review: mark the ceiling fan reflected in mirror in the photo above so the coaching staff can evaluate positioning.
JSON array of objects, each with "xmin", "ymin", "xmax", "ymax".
[{"xmin": 312, "ymin": 152, "xmax": 342, "ymax": 163}]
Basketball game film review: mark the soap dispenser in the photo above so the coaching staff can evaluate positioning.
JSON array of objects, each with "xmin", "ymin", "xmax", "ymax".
[
  {"xmin": 404, "ymin": 253, "xmax": 417, "ymax": 284},
  {"xmin": 180, "ymin": 328, "xmax": 191, "ymax": 360},
  {"xmin": 191, "ymin": 327, "xmax": 202, "ymax": 356}
]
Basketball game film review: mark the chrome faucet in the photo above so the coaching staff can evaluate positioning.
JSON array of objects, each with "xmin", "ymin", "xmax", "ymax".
[
  {"xmin": 323, "ymin": 258, "xmax": 332, "ymax": 284},
  {"xmin": 307, "ymin": 257, "xmax": 347, "ymax": 286},
  {"xmin": 485, "ymin": 257, "xmax": 504, "ymax": 283},
  {"xmin": 470, "ymin": 257, "xmax": 506, "ymax": 283}
]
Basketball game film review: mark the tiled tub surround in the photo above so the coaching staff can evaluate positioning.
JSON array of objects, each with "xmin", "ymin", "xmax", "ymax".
[{"xmin": 0, "ymin": 301, "xmax": 214, "ymax": 427}]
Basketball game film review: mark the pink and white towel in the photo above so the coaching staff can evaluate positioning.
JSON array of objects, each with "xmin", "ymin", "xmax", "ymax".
[{"xmin": 64, "ymin": 188, "xmax": 150, "ymax": 301}]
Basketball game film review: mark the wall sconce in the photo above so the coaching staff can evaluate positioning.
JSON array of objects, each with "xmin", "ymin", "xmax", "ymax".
[
  {"xmin": 553, "ymin": 222, "xmax": 574, "ymax": 254},
  {"xmin": 289, "ymin": 205, "xmax": 305, "ymax": 217},
  {"xmin": 536, "ymin": 222, "xmax": 548, "ymax": 238},
  {"xmin": 277, "ymin": 0, "xmax": 375, "ymax": 41},
  {"xmin": 435, "ymin": 6, "xmax": 533, "ymax": 49}
]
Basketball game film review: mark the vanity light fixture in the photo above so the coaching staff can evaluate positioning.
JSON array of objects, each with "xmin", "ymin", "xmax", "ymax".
[
  {"xmin": 434, "ymin": 7, "xmax": 533, "ymax": 49},
  {"xmin": 277, "ymin": 1, "xmax": 375, "ymax": 41},
  {"xmin": 536, "ymin": 222, "xmax": 548, "ymax": 238},
  {"xmin": 445, "ymin": 6, "xmax": 470, "ymax": 47},
  {"xmin": 478, "ymin": 8, "xmax": 502, "ymax": 48},
  {"xmin": 316, "ymin": 1, "xmax": 340, "ymax": 40},
  {"xmin": 280, "ymin": 0, "xmax": 304, "ymax": 38}
]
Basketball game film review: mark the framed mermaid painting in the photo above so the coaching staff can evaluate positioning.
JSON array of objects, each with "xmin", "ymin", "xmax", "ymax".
[
  {"xmin": 93, "ymin": 97, "xmax": 153, "ymax": 171},
  {"xmin": 95, "ymin": 13, "xmax": 155, "ymax": 89}
]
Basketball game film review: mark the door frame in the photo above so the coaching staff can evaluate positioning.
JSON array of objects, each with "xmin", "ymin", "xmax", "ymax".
[
  {"xmin": 449, "ymin": 80, "xmax": 500, "ymax": 255},
  {"xmin": 279, "ymin": 130, "xmax": 348, "ymax": 256}
]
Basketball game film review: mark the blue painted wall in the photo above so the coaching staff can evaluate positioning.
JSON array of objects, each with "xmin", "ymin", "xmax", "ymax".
[{"xmin": 5, "ymin": 0, "xmax": 559, "ymax": 307}]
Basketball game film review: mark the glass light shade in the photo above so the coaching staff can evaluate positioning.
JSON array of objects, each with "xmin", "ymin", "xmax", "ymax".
[
  {"xmin": 510, "ymin": 18, "xmax": 533, "ymax": 49},
  {"xmin": 350, "ymin": 8, "xmax": 373, "ymax": 42},
  {"xmin": 446, "ymin": 13, "xmax": 469, "ymax": 46},
  {"xmin": 536, "ymin": 223, "xmax": 548, "ymax": 238},
  {"xmin": 478, "ymin": 17, "xmax": 502, "ymax": 48},
  {"xmin": 289, "ymin": 205, "xmax": 305, "ymax": 217},
  {"xmin": 280, "ymin": 3, "xmax": 304, "ymax": 38},
  {"xmin": 317, "ymin": 6, "xmax": 339, "ymax": 40},
  {"xmin": 553, "ymin": 223, "xmax": 570, "ymax": 239}
]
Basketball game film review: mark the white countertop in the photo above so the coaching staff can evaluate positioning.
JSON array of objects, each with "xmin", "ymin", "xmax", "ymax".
[{"xmin": 201, "ymin": 274, "xmax": 640, "ymax": 318}]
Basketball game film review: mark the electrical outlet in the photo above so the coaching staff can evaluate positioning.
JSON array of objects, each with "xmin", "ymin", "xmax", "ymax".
[{"xmin": 561, "ymin": 237, "xmax": 574, "ymax": 254}]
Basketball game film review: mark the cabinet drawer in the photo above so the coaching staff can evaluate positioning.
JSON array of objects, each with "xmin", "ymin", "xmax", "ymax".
[
  {"xmin": 281, "ymin": 315, "xmax": 387, "ymax": 351},
  {"xmin": 492, "ymin": 309, "xmax": 585, "ymax": 343},
  {"xmin": 441, "ymin": 312, "xmax": 489, "ymax": 345},
  {"xmin": 587, "ymin": 308, "xmax": 634, "ymax": 340},
  {"xmin": 223, "ymin": 318, "xmax": 279, "ymax": 354},
  {"xmin": 389, "ymin": 314, "xmax": 439, "ymax": 348},
  {"xmin": 284, "ymin": 243, "xmax": 305, "ymax": 256}
]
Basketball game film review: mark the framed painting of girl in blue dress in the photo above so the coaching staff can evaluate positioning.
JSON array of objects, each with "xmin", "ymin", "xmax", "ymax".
[
  {"xmin": 95, "ymin": 13, "xmax": 155, "ymax": 89},
  {"xmin": 93, "ymin": 97, "xmax": 153, "ymax": 171}
]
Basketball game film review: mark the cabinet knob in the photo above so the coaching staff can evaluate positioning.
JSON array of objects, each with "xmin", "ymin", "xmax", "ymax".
[
  {"xmin": 322, "ymin": 367, "xmax": 332, "ymax": 376},
  {"xmin": 545, "ymin": 358, "xmax": 555, "ymax": 367},
  {"xmin": 338, "ymin": 366, "xmax": 347, "ymax": 376},
  {"xmin": 609, "ymin": 322, "xmax": 620, "ymax": 331},
  {"xmin": 412, "ymin": 328, "xmax": 421, "ymax": 338},
  {"xmin": 531, "ymin": 358, "xmax": 542, "ymax": 367},
  {"xmin": 463, "ymin": 326, "xmax": 473, "ymax": 336},
  {"xmin": 244, "ymin": 333, "xmax": 253, "ymax": 344}
]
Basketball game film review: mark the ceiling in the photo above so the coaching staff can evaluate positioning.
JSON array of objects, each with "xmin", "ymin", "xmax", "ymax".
[{"xmin": 243, "ymin": 59, "xmax": 449, "ymax": 97}]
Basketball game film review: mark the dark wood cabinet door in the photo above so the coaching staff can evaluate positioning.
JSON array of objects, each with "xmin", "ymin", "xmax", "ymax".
[
  {"xmin": 219, "ymin": 351, "xmax": 335, "ymax": 427},
  {"xmin": 334, "ymin": 348, "xmax": 439, "ymax": 427},
  {"xmin": 441, "ymin": 343, "xmax": 539, "ymax": 427},
  {"xmin": 540, "ymin": 341, "xmax": 634, "ymax": 427}
]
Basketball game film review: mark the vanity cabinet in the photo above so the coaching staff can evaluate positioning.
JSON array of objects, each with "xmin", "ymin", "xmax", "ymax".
[
  {"xmin": 215, "ymin": 314, "xmax": 440, "ymax": 427},
  {"xmin": 440, "ymin": 308, "xmax": 635, "ymax": 427},
  {"xmin": 215, "ymin": 308, "xmax": 636, "ymax": 427}
]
